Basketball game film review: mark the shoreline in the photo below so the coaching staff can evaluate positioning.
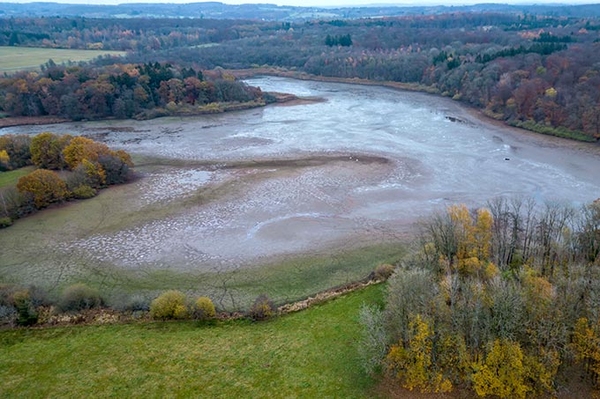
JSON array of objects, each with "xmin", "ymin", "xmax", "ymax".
[
  {"xmin": 0, "ymin": 91, "xmax": 314, "ymax": 130},
  {"xmin": 232, "ymin": 67, "xmax": 600, "ymax": 145},
  {"xmin": 3, "ymin": 68, "xmax": 597, "ymax": 146}
]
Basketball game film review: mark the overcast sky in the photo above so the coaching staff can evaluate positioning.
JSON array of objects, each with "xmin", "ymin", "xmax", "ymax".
[{"xmin": 5, "ymin": 0, "xmax": 585, "ymax": 6}]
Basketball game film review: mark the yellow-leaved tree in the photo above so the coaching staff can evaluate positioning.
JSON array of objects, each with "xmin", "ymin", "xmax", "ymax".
[
  {"xmin": 30, "ymin": 132, "xmax": 72, "ymax": 170},
  {"xmin": 16, "ymin": 169, "xmax": 68, "ymax": 209},
  {"xmin": 572, "ymin": 317, "xmax": 600, "ymax": 385},
  {"xmin": 0, "ymin": 149, "xmax": 10, "ymax": 170},
  {"xmin": 387, "ymin": 314, "xmax": 452, "ymax": 393},
  {"xmin": 62, "ymin": 136, "xmax": 112, "ymax": 170},
  {"xmin": 471, "ymin": 339, "xmax": 530, "ymax": 399},
  {"xmin": 447, "ymin": 205, "xmax": 496, "ymax": 278}
]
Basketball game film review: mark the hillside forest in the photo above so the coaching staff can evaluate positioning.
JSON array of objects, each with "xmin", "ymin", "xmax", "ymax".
[{"xmin": 1, "ymin": 11, "xmax": 600, "ymax": 141}]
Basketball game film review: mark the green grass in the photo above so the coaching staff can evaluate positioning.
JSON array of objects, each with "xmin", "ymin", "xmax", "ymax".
[
  {"xmin": 0, "ymin": 285, "xmax": 384, "ymax": 398},
  {"xmin": 0, "ymin": 166, "xmax": 35, "ymax": 188},
  {"xmin": 511, "ymin": 120, "xmax": 597, "ymax": 142},
  {"xmin": 113, "ymin": 242, "xmax": 403, "ymax": 310},
  {"xmin": 0, "ymin": 46, "xmax": 126, "ymax": 73}
]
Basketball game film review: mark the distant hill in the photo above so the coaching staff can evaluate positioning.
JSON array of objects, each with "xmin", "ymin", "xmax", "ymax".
[{"xmin": 1, "ymin": 2, "xmax": 600, "ymax": 20}]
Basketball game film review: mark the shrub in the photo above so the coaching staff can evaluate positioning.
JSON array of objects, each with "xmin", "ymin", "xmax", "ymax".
[
  {"xmin": 59, "ymin": 283, "xmax": 103, "ymax": 312},
  {"xmin": 192, "ymin": 296, "xmax": 216, "ymax": 321},
  {"xmin": 26, "ymin": 285, "xmax": 50, "ymax": 308},
  {"xmin": 98, "ymin": 153, "xmax": 132, "ymax": 185},
  {"xmin": 248, "ymin": 294, "xmax": 275, "ymax": 321},
  {"xmin": 0, "ymin": 186, "xmax": 26, "ymax": 219},
  {"xmin": 71, "ymin": 185, "xmax": 97, "ymax": 199},
  {"xmin": 0, "ymin": 217, "xmax": 12, "ymax": 228},
  {"xmin": 115, "ymin": 293, "xmax": 151, "ymax": 312},
  {"xmin": 13, "ymin": 289, "xmax": 38, "ymax": 326},
  {"xmin": 374, "ymin": 263, "xmax": 395, "ymax": 281},
  {"xmin": 16, "ymin": 169, "xmax": 68, "ymax": 209},
  {"xmin": 150, "ymin": 290, "xmax": 188, "ymax": 320},
  {"xmin": 0, "ymin": 305, "xmax": 16, "ymax": 327},
  {"xmin": 358, "ymin": 304, "xmax": 387, "ymax": 375}
]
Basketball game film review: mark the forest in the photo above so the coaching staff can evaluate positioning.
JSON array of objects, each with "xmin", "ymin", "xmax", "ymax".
[
  {"xmin": 360, "ymin": 199, "xmax": 600, "ymax": 397},
  {"xmin": 0, "ymin": 61, "xmax": 267, "ymax": 121},
  {"xmin": 1, "ymin": 10, "xmax": 600, "ymax": 141}
]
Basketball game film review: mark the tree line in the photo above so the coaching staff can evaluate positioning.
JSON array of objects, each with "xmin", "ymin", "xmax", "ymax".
[
  {"xmin": 360, "ymin": 199, "xmax": 600, "ymax": 397},
  {"xmin": 0, "ymin": 62, "xmax": 264, "ymax": 120},
  {"xmin": 2, "ymin": 12, "xmax": 600, "ymax": 140},
  {"xmin": 0, "ymin": 133, "xmax": 133, "ymax": 227},
  {"xmin": 0, "ymin": 17, "xmax": 261, "ymax": 51},
  {"xmin": 135, "ymin": 13, "xmax": 597, "ymax": 142}
]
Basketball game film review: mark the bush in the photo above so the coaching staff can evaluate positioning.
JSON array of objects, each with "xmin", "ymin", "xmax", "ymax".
[
  {"xmin": 16, "ymin": 169, "xmax": 68, "ymax": 209},
  {"xmin": 0, "ymin": 187, "xmax": 26, "ymax": 219},
  {"xmin": 374, "ymin": 263, "xmax": 395, "ymax": 281},
  {"xmin": 26, "ymin": 285, "xmax": 50, "ymax": 308},
  {"xmin": 0, "ymin": 305, "xmax": 16, "ymax": 327},
  {"xmin": 150, "ymin": 290, "xmax": 188, "ymax": 320},
  {"xmin": 59, "ymin": 283, "xmax": 103, "ymax": 312},
  {"xmin": 192, "ymin": 296, "xmax": 216, "ymax": 321},
  {"xmin": 248, "ymin": 294, "xmax": 275, "ymax": 321},
  {"xmin": 13, "ymin": 289, "xmax": 38, "ymax": 326},
  {"xmin": 0, "ymin": 217, "xmax": 12, "ymax": 228},
  {"xmin": 358, "ymin": 304, "xmax": 387, "ymax": 375},
  {"xmin": 106, "ymin": 292, "xmax": 150, "ymax": 312},
  {"xmin": 71, "ymin": 185, "xmax": 97, "ymax": 199}
]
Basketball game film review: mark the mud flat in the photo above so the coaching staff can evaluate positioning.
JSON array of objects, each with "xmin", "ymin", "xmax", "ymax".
[{"xmin": 1, "ymin": 77, "xmax": 599, "ymax": 307}]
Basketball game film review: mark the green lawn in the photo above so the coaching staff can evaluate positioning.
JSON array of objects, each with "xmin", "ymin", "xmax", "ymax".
[
  {"xmin": 0, "ymin": 46, "xmax": 126, "ymax": 73},
  {"xmin": 0, "ymin": 166, "xmax": 34, "ymax": 188},
  {"xmin": 0, "ymin": 285, "xmax": 384, "ymax": 398}
]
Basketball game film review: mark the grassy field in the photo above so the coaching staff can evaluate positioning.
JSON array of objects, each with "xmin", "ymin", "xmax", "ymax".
[
  {"xmin": 0, "ymin": 46, "xmax": 126, "ymax": 73},
  {"xmin": 0, "ymin": 285, "xmax": 384, "ymax": 398},
  {"xmin": 0, "ymin": 166, "xmax": 34, "ymax": 188}
]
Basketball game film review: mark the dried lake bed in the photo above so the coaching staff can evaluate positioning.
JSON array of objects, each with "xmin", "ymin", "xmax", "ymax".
[{"xmin": 1, "ymin": 77, "xmax": 599, "ymax": 307}]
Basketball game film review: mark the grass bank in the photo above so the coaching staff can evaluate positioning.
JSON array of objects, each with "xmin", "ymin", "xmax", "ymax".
[
  {"xmin": 117, "ymin": 242, "xmax": 403, "ymax": 311},
  {"xmin": 0, "ymin": 284, "xmax": 384, "ymax": 398}
]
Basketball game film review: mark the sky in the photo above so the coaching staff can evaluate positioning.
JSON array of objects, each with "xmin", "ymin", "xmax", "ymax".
[{"xmin": 4, "ymin": 0, "xmax": 583, "ymax": 6}]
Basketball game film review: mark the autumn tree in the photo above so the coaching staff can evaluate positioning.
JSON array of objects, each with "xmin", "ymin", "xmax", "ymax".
[
  {"xmin": 16, "ymin": 169, "xmax": 68, "ymax": 209},
  {"xmin": 386, "ymin": 314, "xmax": 452, "ymax": 393},
  {"xmin": 62, "ymin": 136, "xmax": 112, "ymax": 170},
  {"xmin": 572, "ymin": 318, "xmax": 600, "ymax": 385},
  {"xmin": 471, "ymin": 339, "xmax": 530, "ymax": 398},
  {"xmin": 30, "ymin": 132, "xmax": 72, "ymax": 170},
  {"xmin": 75, "ymin": 158, "xmax": 106, "ymax": 189},
  {"xmin": 0, "ymin": 150, "xmax": 10, "ymax": 171}
]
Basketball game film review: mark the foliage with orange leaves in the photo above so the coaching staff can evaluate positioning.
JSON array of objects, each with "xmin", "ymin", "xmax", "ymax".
[{"xmin": 16, "ymin": 169, "xmax": 68, "ymax": 209}]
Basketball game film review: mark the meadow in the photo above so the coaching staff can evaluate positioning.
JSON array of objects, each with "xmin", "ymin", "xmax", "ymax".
[
  {"xmin": 0, "ymin": 46, "xmax": 125, "ymax": 73},
  {"xmin": 0, "ymin": 285, "xmax": 383, "ymax": 398},
  {"xmin": 0, "ymin": 166, "xmax": 34, "ymax": 188}
]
